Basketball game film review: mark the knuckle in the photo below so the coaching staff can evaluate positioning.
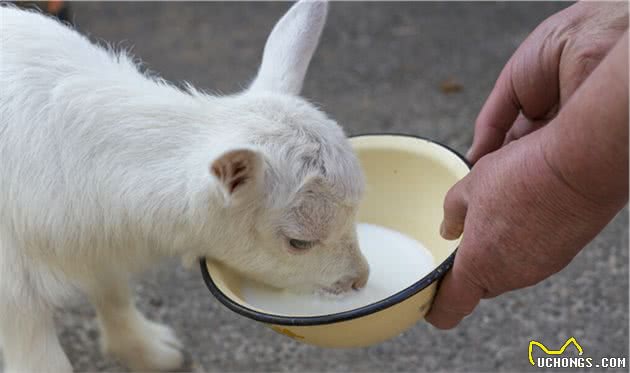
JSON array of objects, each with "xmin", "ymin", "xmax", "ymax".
[{"xmin": 443, "ymin": 186, "xmax": 459, "ymax": 209}]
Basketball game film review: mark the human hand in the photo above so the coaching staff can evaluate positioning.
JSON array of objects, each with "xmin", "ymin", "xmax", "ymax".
[
  {"xmin": 467, "ymin": 2, "xmax": 628, "ymax": 163},
  {"xmin": 425, "ymin": 130, "xmax": 622, "ymax": 329},
  {"xmin": 425, "ymin": 31, "xmax": 628, "ymax": 329}
]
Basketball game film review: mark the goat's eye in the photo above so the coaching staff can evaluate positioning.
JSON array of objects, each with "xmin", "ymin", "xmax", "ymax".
[{"xmin": 289, "ymin": 239, "xmax": 315, "ymax": 251}]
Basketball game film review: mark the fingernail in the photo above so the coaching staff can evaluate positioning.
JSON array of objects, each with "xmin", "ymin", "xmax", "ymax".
[{"xmin": 439, "ymin": 221, "xmax": 447, "ymax": 238}]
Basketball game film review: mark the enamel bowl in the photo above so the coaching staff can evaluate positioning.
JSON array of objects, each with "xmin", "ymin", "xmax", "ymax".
[{"xmin": 200, "ymin": 134, "xmax": 471, "ymax": 348}]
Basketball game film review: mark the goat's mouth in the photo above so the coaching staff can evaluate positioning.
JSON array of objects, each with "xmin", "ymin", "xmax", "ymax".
[
  {"xmin": 320, "ymin": 287, "xmax": 344, "ymax": 296},
  {"xmin": 318, "ymin": 284, "xmax": 357, "ymax": 297},
  {"xmin": 320, "ymin": 275, "xmax": 366, "ymax": 296}
]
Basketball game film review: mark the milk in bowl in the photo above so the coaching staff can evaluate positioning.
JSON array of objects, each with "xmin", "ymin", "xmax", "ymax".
[{"xmin": 241, "ymin": 223, "xmax": 435, "ymax": 316}]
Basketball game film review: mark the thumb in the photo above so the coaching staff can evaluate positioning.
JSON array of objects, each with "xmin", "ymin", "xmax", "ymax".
[
  {"xmin": 428, "ymin": 177, "xmax": 483, "ymax": 329},
  {"xmin": 440, "ymin": 178, "xmax": 469, "ymax": 240},
  {"xmin": 425, "ymin": 250, "xmax": 486, "ymax": 329}
]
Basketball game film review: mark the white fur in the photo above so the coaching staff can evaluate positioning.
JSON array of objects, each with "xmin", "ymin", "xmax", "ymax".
[{"xmin": 0, "ymin": 2, "xmax": 368, "ymax": 372}]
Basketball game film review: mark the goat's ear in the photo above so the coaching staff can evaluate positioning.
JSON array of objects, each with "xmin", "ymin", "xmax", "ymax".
[
  {"xmin": 210, "ymin": 148, "xmax": 264, "ymax": 204},
  {"xmin": 248, "ymin": 0, "xmax": 328, "ymax": 95}
]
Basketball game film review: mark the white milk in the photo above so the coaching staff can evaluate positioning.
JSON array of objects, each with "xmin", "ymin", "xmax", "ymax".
[{"xmin": 240, "ymin": 223, "xmax": 435, "ymax": 316}]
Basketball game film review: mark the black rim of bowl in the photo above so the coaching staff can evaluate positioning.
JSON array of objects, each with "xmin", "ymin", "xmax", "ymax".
[{"xmin": 199, "ymin": 133, "xmax": 472, "ymax": 326}]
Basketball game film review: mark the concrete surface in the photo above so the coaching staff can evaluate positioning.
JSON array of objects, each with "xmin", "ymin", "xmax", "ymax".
[{"xmin": 2, "ymin": 2, "xmax": 628, "ymax": 372}]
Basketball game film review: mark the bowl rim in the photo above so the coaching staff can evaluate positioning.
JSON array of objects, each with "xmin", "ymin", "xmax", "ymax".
[{"xmin": 199, "ymin": 133, "xmax": 471, "ymax": 326}]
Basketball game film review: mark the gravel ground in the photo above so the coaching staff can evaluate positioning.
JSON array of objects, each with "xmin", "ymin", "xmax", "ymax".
[{"xmin": 1, "ymin": 2, "xmax": 628, "ymax": 372}]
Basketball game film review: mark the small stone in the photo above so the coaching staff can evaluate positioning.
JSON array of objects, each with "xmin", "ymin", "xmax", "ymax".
[
  {"xmin": 150, "ymin": 297, "xmax": 164, "ymax": 308},
  {"xmin": 440, "ymin": 78, "xmax": 464, "ymax": 94}
]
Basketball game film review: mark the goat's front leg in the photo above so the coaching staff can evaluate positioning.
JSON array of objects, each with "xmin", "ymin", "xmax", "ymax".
[
  {"xmin": 86, "ymin": 274, "xmax": 184, "ymax": 372},
  {"xmin": 0, "ymin": 249, "xmax": 72, "ymax": 373},
  {"xmin": 0, "ymin": 298, "xmax": 72, "ymax": 373}
]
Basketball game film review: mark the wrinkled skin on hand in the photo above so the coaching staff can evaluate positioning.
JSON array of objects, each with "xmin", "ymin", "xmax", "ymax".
[
  {"xmin": 425, "ymin": 2, "xmax": 628, "ymax": 329},
  {"xmin": 426, "ymin": 130, "xmax": 622, "ymax": 329},
  {"xmin": 468, "ymin": 2, "xmax": 628, "ymax": 162}
]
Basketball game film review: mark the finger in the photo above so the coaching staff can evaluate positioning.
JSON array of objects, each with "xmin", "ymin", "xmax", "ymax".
[
  {"xmin": 502, "ymin": 113, "xmax": 550, "ymax": 145},
  {"xmin": 440, "ymin": 179, "xmax": 469, "ymax": 240},
  {"xmin": 466, "ymin": 61, "xmax": 520, "ymax": 163},
  {"xmin": 425, "ymin": 252, "xmax": 486, "ymax": 329},
  {"xmin": 467, "ymin": 20, "xmax": 565, "ymax": 163}
]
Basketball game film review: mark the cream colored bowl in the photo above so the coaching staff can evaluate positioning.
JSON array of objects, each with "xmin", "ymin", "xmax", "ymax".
[{"xmin": 200, "ymin": 134, "xmax": 471, "ymax": 348}]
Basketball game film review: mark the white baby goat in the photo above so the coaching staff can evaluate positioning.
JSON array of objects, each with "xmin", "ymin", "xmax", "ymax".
[{"xmin": 0, "ymin": 1, "xmax": 369, "ymax": 372}]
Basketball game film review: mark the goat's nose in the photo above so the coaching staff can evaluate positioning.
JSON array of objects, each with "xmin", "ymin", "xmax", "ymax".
[
  {"xmin": 351, "ymin": 254, "xmax": 370, "ymax": 290},
  {"xmin": 351, "ymin": 268, "xmax": 369, "ymax": 290}
]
